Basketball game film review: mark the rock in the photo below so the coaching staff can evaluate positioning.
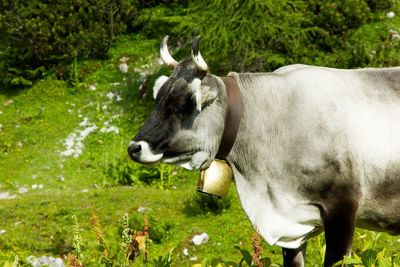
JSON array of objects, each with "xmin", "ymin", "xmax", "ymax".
[
  {"xmin": 387, "ymin": 11, "xmax": 395, "ymax": 18},
  {"xmin": 191, "ymin": 232, "xmax": 209, "ymax": 246}
]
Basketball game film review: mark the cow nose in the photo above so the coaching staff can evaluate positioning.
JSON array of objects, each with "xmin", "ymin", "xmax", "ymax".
[{"xmin": 128, "ymin": 142, "xmax": 142, "ymax": 159}]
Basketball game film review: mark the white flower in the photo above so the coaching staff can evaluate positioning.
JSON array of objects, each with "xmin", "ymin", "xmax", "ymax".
[
  {"xmin": 119, "ymin": 56, "xmax": 129, "ymax": 63},
  {"xmin": 0, "ymin": 192, "xmax": 16, "ymax": 199},
  {"xmin": 32, "ymin": 184, "xmax": 38, "ymax": 189},
  {"xmin": 79, "ymin": 117, "xmax": 90, "ymax": 127},
  {"xmin": 191, "ymin": 232, "xmax": 209, "ymax": 246},
  {"xmin": 0, "ymin": 229, "xmax": 6, "ymax": 235},
  {"xmin": 0, "ymin": 111, "xmax": 3, "ymax": 115},
  {"xmin": 89, "ymin": 84, "xmax": 97, "ymax": 91},
  {"xmin": 81, "ymin": 189, "xmax": 89, "ymax": 193},
  {"xmin": 100, "ymin": 125, "xmax": 119, "ymax": 134},
  {"xmin": 387, "ymin": 11, "xmax": 395, "ymax": 18},
  {"xmin": 18, "ymin": 187, "xmax": 28, "ymax": 194}
]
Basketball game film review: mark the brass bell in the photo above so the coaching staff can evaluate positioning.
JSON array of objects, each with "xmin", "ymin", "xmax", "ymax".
[{"xmin": 197, "ymin": 159, "xmax": 233, "ymax": 197}]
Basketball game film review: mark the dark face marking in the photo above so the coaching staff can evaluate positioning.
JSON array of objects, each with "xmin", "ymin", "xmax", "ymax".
[{"xmin": 133, "ymin": 77, "xmax": 197, "ymax": 154}]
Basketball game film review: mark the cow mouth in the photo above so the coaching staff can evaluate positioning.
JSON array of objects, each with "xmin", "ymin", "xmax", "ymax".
[{"xmin": 162, "ymin": 150, "xmax": 195, "ymax": 163}]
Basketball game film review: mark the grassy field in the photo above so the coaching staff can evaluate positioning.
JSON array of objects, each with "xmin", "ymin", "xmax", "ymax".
[{"xmin": 1, "ymin": 34, "xmax": 400, "ymax": 266}]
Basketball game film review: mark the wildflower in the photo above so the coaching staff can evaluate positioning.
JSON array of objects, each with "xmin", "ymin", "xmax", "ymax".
[
  {"xmin": 387, "ymin": 11, "xmax": 395, "ymax": 18},
  {"xmin": 119, "ymin": 56, "xmax": 129, "ymax": 63},
  {"xmin": 121, "ymin": 213, "xmax": 132, "ymax": 254},
  {"xmin": 0, "ymin": 192, "xmax": 16, "ymax": 199},
  {"xmin": 0, "ymin": 229, "xmax": 6, "ymax": 234},
  {"xmin": 88, "ymin": 84, "xmax": 97, "ymax": 91},
  {"xmin": 79, "ymin": 117, "xmax": 90, "ymax": 127},
  {"xmin": 106, "ymin": 92, "xmax": 115, "ymax": 100},
  {"xmin": 252, "ymin": 229, "xmax": 263, "ymax": 267},
  {"xmin": 72, "ymin": 215, "xmax": 84, "ymax": 261},
  {"xmin": 90, "ymin": 212, "xmax": 112, "ymax": 264},
  {"xmin": 18, "ymin": 187, "xmax": 28, "ymax": 194},
  {"xmin": 100, "ymin": 125, "xmax": 119, "ymax": 134},
  {"xmin": 182, "ymin": 248, "xmax": 189, "ymax": 256}
]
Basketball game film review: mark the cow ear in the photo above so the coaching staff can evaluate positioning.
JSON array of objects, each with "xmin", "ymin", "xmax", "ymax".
[
  {"xmin": 190, "ymin": 78, "xmax": 218, "ymax": 112},
  {"xmin": 153, "ymin": 75, "xmax": 169, "ymax": 100}
]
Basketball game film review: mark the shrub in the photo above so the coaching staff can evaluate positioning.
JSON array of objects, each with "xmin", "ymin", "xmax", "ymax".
[
  {"xmin": 183, "ymin": 192, "xmax": 231, "ymax": 216},
  {"xmin": 140, "ymin": 0, "xmax": 400, "ymax": 73},
  {"xmin": 0, "ymin": 0, "xmax": 138, "ymax": 88}
]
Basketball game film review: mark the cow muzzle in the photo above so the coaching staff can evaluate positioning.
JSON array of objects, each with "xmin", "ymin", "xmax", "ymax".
[{"xmin": 128, "ymin": 140, "xmax": 163, "ymax": 164}]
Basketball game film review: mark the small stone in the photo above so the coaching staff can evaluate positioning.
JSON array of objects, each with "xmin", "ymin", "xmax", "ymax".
[
  {"xmin": 191, "ymin": 232, "xmax": 209, "ymax": 246},
  {"xmin": 119, "ymin": 63, "xmax": 129, "ymax": 74},
  {"xmin": 137, "ymin": 206, "xmax": 147, "ymax": 213},
  {"xmin": 387, "ymin": 11, "xmax": 395, "ymax": 18}
]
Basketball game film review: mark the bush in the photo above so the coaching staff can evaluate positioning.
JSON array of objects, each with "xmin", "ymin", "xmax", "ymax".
[
  {"xmin": 0, "ymin": 0, "xmax": 138, "ymax": 88},
  {"xmin": 140, "ymin": 0, "xmax": 400, "ymax": 73}
]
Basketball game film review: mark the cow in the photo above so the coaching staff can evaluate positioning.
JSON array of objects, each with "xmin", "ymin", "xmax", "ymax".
[{"xmin": 128, "ymin": 36, "xmax": 400, "ymax": 267}]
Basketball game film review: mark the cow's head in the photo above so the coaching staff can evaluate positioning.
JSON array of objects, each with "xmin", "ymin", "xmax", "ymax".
[{"xmin": 127, "ymin": 36, "xmax": 227, "ymax": 170}]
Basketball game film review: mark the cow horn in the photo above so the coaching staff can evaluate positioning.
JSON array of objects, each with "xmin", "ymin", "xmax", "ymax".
[
  {"xmin": 160, "ymin": 35, "xmax": 178, "ymax": 69},
  {"xmin": 191, "ymin": 36, "xmax": 209, "ymax": 72}
]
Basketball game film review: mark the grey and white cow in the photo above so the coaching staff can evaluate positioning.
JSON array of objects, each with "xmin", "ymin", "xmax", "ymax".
[{"xmin": 128, "ymin": 36, "xmax": 400, "ymax": 267}]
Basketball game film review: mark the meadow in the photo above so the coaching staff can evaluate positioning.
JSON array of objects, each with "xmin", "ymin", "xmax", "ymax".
[{"xmin": 1, "ymin": 34, "xmax": 400, "ymax": 267}]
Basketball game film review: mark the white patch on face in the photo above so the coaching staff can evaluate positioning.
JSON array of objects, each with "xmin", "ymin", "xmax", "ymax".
[
  {"xmin": 129, "ymin": 140, "xmax": 163, "ymax": 163},
  {"xmin": 153, "ymin": 75, "xmax": 169, "ymax": 99},
  {"xmin": 190, "ymin": 78, "xmax": 202, "ymax": 112}
]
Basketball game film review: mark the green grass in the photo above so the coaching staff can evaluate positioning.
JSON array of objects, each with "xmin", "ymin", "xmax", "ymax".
[{"xmin": 1, "ymin": 34, "xmax": 400, "ymax": 267}]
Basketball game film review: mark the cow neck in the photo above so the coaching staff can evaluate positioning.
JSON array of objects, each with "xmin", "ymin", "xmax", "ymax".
[{"xmin": 215, "ymin": 76, "xmax": 242, "ymax": 160}]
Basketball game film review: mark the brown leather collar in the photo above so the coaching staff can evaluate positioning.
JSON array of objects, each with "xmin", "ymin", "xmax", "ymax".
[{"xmin": 215, "ymin": 76, "xmax": 242, "ymax": 160}]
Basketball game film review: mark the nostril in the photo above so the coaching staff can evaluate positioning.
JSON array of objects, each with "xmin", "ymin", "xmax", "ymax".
[{"xmin": 128, "ymin": 143, "xmax": 142, "ymax": 154}]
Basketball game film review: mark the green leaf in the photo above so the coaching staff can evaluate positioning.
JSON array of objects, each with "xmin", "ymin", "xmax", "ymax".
[
  {"xmin": 234, "ymin": 245, "xmax": 253, "ymax": 266},
  {"xmin": 361, "ymin": 249, "xmax": 378, "ymax": 267}
]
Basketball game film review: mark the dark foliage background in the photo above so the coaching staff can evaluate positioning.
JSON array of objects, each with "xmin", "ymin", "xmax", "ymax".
[{"xmin": 1, "ymin": 0, "xmax": 400, "ymax": 88}]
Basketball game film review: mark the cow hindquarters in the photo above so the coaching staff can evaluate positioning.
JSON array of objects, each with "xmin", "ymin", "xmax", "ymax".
[
  {"xmin": 322, "ymin": 197, "xmax": 358, "ymax": 267},
  {"xmin": 282, "ymin": 242, "xmax": 307, "ymax": 267}
]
